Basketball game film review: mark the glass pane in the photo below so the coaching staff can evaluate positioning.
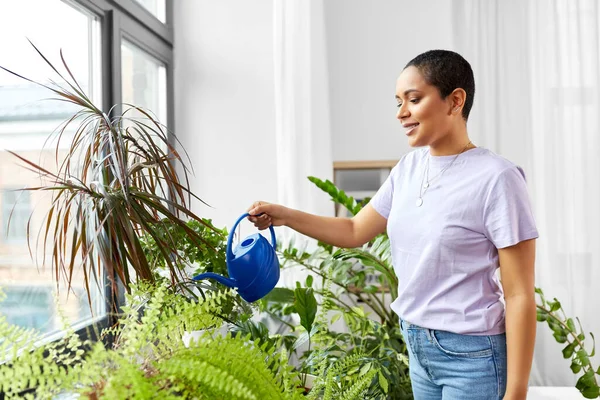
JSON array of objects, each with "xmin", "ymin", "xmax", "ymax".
[
  {"xmin": 0, "ymin": 0, "xmax": 104, "ymax": 335},
  {"xmin": 121, "ymin": 40, "xmax": 168, "ymax": 281},
  {"xmin": 121, "ymin": 40, "xmax": 168, "ymax": 146},
  {"xmin": 122, "ymin": 41, "xmax": 168, "ymax": 125},
  {"xmin": 133, "ymin": 0, "xmax": 167, "ymax": 23}
]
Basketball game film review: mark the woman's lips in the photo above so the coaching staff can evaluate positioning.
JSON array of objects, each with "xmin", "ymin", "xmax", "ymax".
[{"xmin": 404, "ymin": 123, "xmax": 419, "ymax": 136}]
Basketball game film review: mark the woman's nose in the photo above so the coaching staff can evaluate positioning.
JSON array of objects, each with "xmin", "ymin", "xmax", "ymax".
[{"xmin": 397, "ymin": 104, "xmax": 409, "ymax": 120}]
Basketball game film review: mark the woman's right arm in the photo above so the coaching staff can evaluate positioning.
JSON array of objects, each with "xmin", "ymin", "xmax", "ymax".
[{"xmin": 247, "ymin": 201, "xmax": 387, "ymax": 248}]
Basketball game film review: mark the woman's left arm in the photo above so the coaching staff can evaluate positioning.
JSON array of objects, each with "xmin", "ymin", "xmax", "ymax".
[{"xmin": 499, "ymin": 238, "xmax": 537, "ymax": 400}]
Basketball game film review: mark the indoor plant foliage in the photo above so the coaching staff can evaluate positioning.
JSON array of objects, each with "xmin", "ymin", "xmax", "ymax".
[
  {"xmin": 536, "ymin": 288, "xmax": 600, "ymax": 398},
  {"xmin": 259, "ymin": 177, "xmax": 412, "ymax": 399},
  {"xmin": 0, "ymin": 43, "xmax": 214, "ymax": 302},
  {"xmin": 140, "ymin": 218, "xmax": 229, "ymax": 284},
  {"xmin": 0, "ymin": 283, "xmax": 305, "ymax": 399}
]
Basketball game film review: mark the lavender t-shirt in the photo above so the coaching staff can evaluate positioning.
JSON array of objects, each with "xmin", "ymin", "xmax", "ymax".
[{"xmin": 370, "ymin": 147, "xmax": 538, "ymax": 335}]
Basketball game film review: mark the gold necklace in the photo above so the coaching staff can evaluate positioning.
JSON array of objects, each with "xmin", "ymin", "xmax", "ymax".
[{"xmin": 416, "ymin": 141, "xmax": 472, "ymax": 207}]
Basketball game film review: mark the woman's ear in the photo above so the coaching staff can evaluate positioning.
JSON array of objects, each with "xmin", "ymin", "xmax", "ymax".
[{"xmin": 450, "ymin": 88, "xmax": 467, "ymax": 114}]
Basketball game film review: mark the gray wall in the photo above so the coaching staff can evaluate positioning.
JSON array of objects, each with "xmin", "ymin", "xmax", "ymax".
[{"xmin": 324, "ymin": 0, "xmax": 453, "ymax": 162}]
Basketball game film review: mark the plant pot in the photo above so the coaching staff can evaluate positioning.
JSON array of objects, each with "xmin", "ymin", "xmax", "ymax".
[
  {"xmin": 299, "ymin": 373, "xmax": 317, "ymax": 393},
  {"xmin": 182, "ymin": 323, "xmax": 229, "ymax": 348}
]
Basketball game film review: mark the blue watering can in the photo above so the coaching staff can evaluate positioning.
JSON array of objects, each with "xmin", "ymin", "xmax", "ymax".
[{"xmin": 192, "ymin": 213, "xmax": 280, "ymax": 302}]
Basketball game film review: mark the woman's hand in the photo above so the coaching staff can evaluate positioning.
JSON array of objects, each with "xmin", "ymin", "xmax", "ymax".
[{"xmin": 247, "ymin": 201, "xmax": 289, "ymax": 230}]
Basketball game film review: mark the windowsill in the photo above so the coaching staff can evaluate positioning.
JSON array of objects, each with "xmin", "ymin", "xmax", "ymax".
[
  {"xmin": 35, "ymin": 314, "xmax": 107, "ymax": 346},
  {"xmin": 1, "ymin": 314, "xmax": 108, "ymax": 365},
  {"xmin": 528, "ymin": 386, "xmax": 585, "ymax": 399}
]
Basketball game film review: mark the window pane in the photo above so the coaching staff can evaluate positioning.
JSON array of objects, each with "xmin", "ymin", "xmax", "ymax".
[
  {"xmin": 121, "ymin": 40, "xmax": 168, "ymax": 282},
  {"xmin": 133, "ymin": 0, "xmax": 167, "ymax": 23},
  {"xmin": 122, "ymin": 41, "xmax": 168, "ymax": 127},
  {"xmin": 0, "ymin": 0, "xmax": 105, "ymax": 335}
]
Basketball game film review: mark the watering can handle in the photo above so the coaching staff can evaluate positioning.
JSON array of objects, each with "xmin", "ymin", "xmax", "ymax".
[{"xmin": 226, "ymin": 212, "xmax": 277, "ymax": 264}]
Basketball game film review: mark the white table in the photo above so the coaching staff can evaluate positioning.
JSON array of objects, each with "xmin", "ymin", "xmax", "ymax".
[{"xmin": 527, "ymin": 387, "xmax": 586, "ymax": 399}]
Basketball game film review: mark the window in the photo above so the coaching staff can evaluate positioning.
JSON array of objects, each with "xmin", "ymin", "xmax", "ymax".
[
  {"xmin": 1, "ymin": 287, "xmax": 53, "ymax": 333},
  {"xmin": 121, "ymin": 40, "xmax": 168, "ymax": 138},
  {"xmin": 0, "ymin": 0, "xmax": 104, "ymax": 336},
  {"xmin": 333, "ymin": 160, "xmax": 397, "ymax": 217},
  {"xmin": 0, "ymin": 0, "xmax": 174, "ymax": 341},
  {"xmin": 1, "ymin": 189, "xmax": 31, "ymax": 242},
  {"xmin": 133, "ymin": 0, "xmax": 167, "ymax": 23}
]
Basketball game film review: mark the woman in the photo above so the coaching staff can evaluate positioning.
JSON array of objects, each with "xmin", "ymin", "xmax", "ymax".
[{"xmin": 248, "ymin": 50, "xmax": 537, "ymax": 400}]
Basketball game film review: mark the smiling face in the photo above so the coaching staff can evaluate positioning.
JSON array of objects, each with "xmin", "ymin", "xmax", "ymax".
[{"xmin": 395, "ymin": 66, "xmax": 457, "ymax": 148}]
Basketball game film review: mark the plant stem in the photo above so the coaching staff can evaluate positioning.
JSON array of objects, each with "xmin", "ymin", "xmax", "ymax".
[
  {"xmin": 537, "ymin": 304, "xmax": 599, "ymax": 388},
  {"xmin": 366, "ymin": 291, "xmax": 393, "ymax": 324}
]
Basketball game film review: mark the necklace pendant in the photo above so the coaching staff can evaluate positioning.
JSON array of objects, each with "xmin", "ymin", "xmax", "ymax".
[{"xmin": 416, "ymin": 197, "xmax": 423, "ymax": 207}]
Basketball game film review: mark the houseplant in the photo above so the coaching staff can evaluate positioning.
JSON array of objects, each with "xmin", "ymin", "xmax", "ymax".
[
  {"xmin": 0, "ymin": 42, "xmax": 214, "ymax": 307},
  {"xmin": 258, "ymin": 177, "xmax": 412, "ymax": 399},
  {"xmin": 0, "ymin": 282, "xmax": 306, "ymax": 399}
]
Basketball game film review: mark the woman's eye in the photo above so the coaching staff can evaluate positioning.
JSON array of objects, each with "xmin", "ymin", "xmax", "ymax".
[
  {"xmin": 396, "ymin": 103, "xmax": 402, "ymax": 108},
  {"xmin": 410, "ymin": 98, "xmax": 419, "ymax": 103}
]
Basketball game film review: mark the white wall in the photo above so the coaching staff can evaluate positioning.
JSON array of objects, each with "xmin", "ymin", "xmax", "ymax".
[
  {"xmin": 324, "ymin": 0, "xmax": 454, "ymax": 162},
  {"xmin": 174, "ymin": 0, "xmax": 454, "ymax": 225},
  {"xmin": 173, "ymin": 0, "xmax": 277, "ymax": 229}
]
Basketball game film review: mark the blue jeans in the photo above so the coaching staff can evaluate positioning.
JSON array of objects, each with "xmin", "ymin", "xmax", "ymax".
[{"xmin": 400, "ymin": 319, "xmax": 507, "ymax": 399}]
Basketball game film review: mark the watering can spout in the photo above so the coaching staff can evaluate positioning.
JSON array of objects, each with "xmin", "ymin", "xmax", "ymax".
[{"xmin": 192, "ymin": 272, "xmax": 237, "ymax": 288}]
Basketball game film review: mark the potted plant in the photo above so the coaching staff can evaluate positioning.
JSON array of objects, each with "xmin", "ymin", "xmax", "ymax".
[{"xmin": 0, "ymin": 43, "xmax": 214, "ymax": 309}]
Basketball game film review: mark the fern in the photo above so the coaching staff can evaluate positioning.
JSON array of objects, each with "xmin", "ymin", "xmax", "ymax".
[
  {"xmin": 311, "ymin": 353, "xmax": 378, "ymax": 400},
  {"xmin": 158, "ymin": 333, "xmax": 303, "ymax": 399},
  {"xmin": 0, "ymin": 283, "xmax": 305, "ymax": 399}
]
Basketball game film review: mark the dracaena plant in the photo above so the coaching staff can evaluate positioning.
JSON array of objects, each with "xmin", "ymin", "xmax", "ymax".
[{"xmin": 0, "ymin": 42, "xmax": 212, "ymax": 304}]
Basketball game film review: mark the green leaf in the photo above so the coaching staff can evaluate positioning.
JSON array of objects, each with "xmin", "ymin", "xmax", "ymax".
[
  {"xmin": 292, "ymin": 331, "xmax": 310, "ymax": 351},
  {"xmin": 553, "ymin": 331, "xmax": 568, "ymax": 344},
  {"xmin": 534, "ymin": 287, "xmax": 544, "ymax": 295},
  {"xmin": 378, "ymin": 371, "xmax": 389, "ymax": 394},
  {"xmin": 576, "ymin": 370, "xmax": 600, "ymax": 398},
  {"xmin": 308, "ymin": 176, "xmax": 361, "ymax": 215},
  {"xmin": 549, "ymin": 299, "xmax": 562, "ymax": 312},
  {"xmin": 536, "ymin": 309, "xmax": 548, "ymax": 322},
  {"xmin": 577, "ymin": 350, "xmax": 591, "ymax": 367},
  {"xmin": 294, "ymin": 287, "xmax": 318, "ymax": 332},
  {"xmin": 363, "ymin": 285, "xmax": 379, "ymax": 294},
  {"xmin": 567, "ymin": 318, "xmax": 576, "ymax": 332},
  {"xmin": 305, "ymin": 274, "xmax": 313, "ymax": 288},
  {"xmin": 590, "ymin": 332, "xmax": 595, "ymax": 358},
  {"xmin": 563, "ymin": 343, "xmax": 577, "ymax": 359},
  {"xmin": 359, "ymin": 363, "xmax": 372, "ymax": 377},
  {"xmin": 260, "ymin": 287, "xmax": 295, "ymax": 304},
  {"xmin": 571, "ymin": 360, "xmax": 582, "ymax": 374},
  {"xmin": 581, "ymin": 387, "xmax": 600, "ymax": 399}
]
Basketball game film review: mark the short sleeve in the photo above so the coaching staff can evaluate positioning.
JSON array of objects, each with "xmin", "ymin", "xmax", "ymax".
[
  {"xmin": 483, "ymin": 166, "xmax": 539, "ymax": 248},
  {"xmin": 369, "ymin": 163, "xmax": 399, "ymax": 219}
]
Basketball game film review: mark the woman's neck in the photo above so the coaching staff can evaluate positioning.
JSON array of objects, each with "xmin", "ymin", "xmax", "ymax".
[{"xmin": 428, "ymin": 124, "xmax": 474, "ymax": 156}]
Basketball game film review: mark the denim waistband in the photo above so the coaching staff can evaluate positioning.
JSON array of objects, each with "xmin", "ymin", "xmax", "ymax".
[{"xmin": 400, "ymin": 319, "xmax": 423, "ymax": 330}]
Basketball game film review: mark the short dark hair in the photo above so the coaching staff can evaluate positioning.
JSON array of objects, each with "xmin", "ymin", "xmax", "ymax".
[{"xmin": 404, "ymin": 50, "xmax": 475, "ymax": 121}]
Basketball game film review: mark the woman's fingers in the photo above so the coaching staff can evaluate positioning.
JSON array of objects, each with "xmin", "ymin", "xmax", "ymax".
[
  {"xmin": 246, "ymin": 201, "xmax": 274, "ymax": 229},
  {"xmin": 254, "ymin": 215, "xmax": 272, "ymax": 230}
]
